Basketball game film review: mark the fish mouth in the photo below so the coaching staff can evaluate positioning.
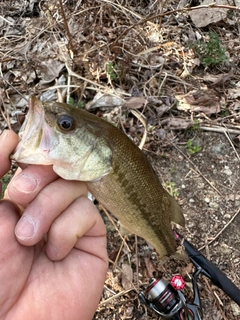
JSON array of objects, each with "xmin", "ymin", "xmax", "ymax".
[{"xmin": 11, "ymin": 96, "xmax": 55, "ymax": 164}]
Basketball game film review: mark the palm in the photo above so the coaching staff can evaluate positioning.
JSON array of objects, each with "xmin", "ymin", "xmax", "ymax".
[
  {"xmin": 0, "ymin": 131, "xmax": 108, "ymax": 320},
  {"xmin": 0, "ymin": 201, "xmax": 107, "ymax": 320}
]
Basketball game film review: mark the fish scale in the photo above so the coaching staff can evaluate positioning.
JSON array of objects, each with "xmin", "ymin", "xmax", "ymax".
[{"xmin": 87, "ymin": 125, "xmax": 183, "ymax": 256}]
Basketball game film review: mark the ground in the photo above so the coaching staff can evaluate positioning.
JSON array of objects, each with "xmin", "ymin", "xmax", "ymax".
[{"xmin": 0, "ymin": 1, "xmax": 240, "ymax": 319}]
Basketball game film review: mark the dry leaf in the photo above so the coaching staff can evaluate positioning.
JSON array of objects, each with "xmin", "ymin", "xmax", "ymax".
[
  {"xmin": 121, "ymin": 264, "xmax": 133, "ymax": 290},
  {"xmin": 39, "ymin": 60, "xmax": 65, "ymax": 84},
  {"xmin": 176, "ymin": 90, "xmax": 221, "ymax": 115},
  {"xmin": 189, "ymin": 0, "xmax": 228, "ymax": 28},
  {"xmin": 203, "ymin": 73, "xmax": 233, "ymax": 86},
  {"xmin": 231, "ymin": 302, "xmax": 240, "ymax": 316},
  {"xmin": 180, "ymin": 263, "xmax": 193, "ymax": 277},
  {"xmin": 160, "ymin": 117, "xmax": 193, "ymax": 130},
  {"xmin": 86, "ymin": 92, "xmax": 125, "ymax": 110},
  {"xmin": 228, "ymin": 88, "xmax": 240, "ymax": 99},
  {"xmin": 123, "ymin": 96, "xmax": 147, "ymax": 110},
  {"xmin": 144, "ymin": 257, "xmax": 156, "ymax": 278}
]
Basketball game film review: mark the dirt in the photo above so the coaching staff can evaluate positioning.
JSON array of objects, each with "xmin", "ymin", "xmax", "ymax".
[{"xmin": 1, "ymin": 1, "xmax": 240, "ymax": 319}]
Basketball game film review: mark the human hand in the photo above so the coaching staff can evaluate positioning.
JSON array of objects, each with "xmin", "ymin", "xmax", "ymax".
[{"xmin": 0, "ymin": 130, "xmax": 108, "ymax": 320}]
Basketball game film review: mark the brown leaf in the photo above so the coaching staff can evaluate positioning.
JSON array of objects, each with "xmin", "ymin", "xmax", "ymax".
[
  {"xmin": 123, "ymin": 96, "xmax": 147, "ymax": 110},
  {"xmin": 144, "ymin": 256, "xmax": 156, "ymax": 278},
  {"xmin": 192, "ymin": 104, "xmax": 220, "ymax": 115},
  {"xmin": 176, "ymin": 90, "xmax": 221, "ymax": 115},
  {"xmin": 204, "ymin": 73, "xmax": 232, "ymax": 86},
  {"xmin": 86, "ymin": 92, "xmax": 125, "ymax": 110},
  {"xmin": 121, "ymin": 263, "xmax": 133, "ymax": 290},
  {"xmin": 160, "ymin": 117, "xmax": 193, "ymax": 130},
  {"xmin": 180, "ymin": 263, "xmax": 193, "ymax": 277},
  {"xmin": 189, "ymin": 0, "xmax": 228, "ymax": 28}
]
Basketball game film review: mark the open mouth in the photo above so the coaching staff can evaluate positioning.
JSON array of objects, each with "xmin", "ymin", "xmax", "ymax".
[{"xmin": 11, "ymin": 97, "xmax": 54, "ymax": 164}]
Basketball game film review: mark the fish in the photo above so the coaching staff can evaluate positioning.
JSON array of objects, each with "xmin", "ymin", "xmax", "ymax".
[{"xmin": 12, "ymin": 96, "xmax": 185, "ymax": 257}]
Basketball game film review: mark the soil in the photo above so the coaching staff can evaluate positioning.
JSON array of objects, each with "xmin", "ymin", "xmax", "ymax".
[{"xmin": 1, "ymin": 1, "xmax": 240, "ymax": 319}]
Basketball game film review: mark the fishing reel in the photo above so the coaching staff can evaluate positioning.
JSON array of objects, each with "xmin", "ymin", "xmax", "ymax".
[
  {"xmin": 139, "ymin": 274, "xmax": 202, "ymax": 320},
  {"xmin": 139, "ymin": 230, "xmax": 240, "ymax": 319}
]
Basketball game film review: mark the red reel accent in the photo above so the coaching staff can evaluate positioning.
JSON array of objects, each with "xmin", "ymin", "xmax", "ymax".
[{"xmin": 171, "ymin": 275, "xmax": 185, "ymax": 290}]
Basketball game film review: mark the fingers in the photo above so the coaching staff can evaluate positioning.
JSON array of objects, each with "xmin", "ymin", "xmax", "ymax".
[
  {"xmin": 0, "ymin": 130, "xmax": 19, "ymax": 177},
  {"xmin": 46, "ymin": 196, "xmax": 107, "ymax": 261},
  {"xmin": 0, "ymin": 200, "xmax": 33, "ymax": 306},
  {"xmin": 6, "ymin": 165, "xmax": 59, "ymax": 207},
  {"xmin": 15, "ymin": 178, "xmax": 88, "ymax": 246}
]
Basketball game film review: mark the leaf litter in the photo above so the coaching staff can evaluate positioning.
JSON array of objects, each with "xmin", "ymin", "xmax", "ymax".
[{"xmin": 1, "ymin": 0, "xmax": 240, "ymax": 319}]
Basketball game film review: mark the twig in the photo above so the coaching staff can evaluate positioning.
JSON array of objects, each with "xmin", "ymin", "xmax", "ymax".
[
  {"xmin": 98, "ymin": 288, "xmax": 135, "ymax": 306},
  {"xmin": 201, "ymin": 126, "xmax": 240, "ymax": 135},
  {"xmin": 199, "ymin": 208, "xmax": 240, "ymax": 251},
  {"xmin": 201, "ymin": 125, "xmax": 240, "ymax": 161},
  {"xmin": 103, "ymin": 284, "xmax": 116, "ymax": 295},
  {"xmin": 0, "ymin": 97, "xmax": 11, "ymax": 129},
  {"xmin": 100, "ymin": 0, "xmax": 144, "ymax": 21},
  {"xmin": 173, "ymin": 144, "xmax": 222, "ymax": 196},
  {"xmin": 100, "ymin": 205, "xmax": 131, "ymax": 253},
  {"xmin": 0, "ymin": 15, "xmax": 15, "ymax": 25},
  {"xmin": 66, "ymin": 63, "xmax": 111, "ymax": 89},
  {"xmin": 203, "ymin": 277, "xmax": 228, "ymax": 320},
  {"xmin": 0, "ymin": 76, "xmax": 27, "ymax": 101},
  {"xmin": 130, "ymin": 110, "xmax": 147, "ymax": 150},
  {"xmin": 58, "ymin": 0, "xmax": 76, "ymax": 55},
  {"xmin": 158, "ymin": 71, "xmax": 168, "ymax": 94},
  {"xmin": 112, "ymin": 238, "xmax": 125, "ymax": 271},
  {"xmin": 135, "ymin": 234, "xmax": 139, "ymax": 292},
  {"xmin": 65, "ymin": 64, "xmax": 131, "ymax": 97},
  {"xmin": 223, "ymin": 130, "xmax": 240, "ymax": 162},
  {"xmin": 112, "ymin": 4, "xmax": 240, "ymax": 45}
]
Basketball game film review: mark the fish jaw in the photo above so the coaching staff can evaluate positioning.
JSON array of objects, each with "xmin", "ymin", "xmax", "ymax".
[
  {"xmin": 11, "ymin": 97, "xmax": 113, "ymax": 181},
  {"xmin": 11, "ymin": 96, "xmax": 55, "ymax": 165}
]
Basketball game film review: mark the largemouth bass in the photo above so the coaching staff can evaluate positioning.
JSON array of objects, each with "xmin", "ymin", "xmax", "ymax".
[{"xmin": 12, "ymin": 96, "xmax": 185, "ymax": 257}]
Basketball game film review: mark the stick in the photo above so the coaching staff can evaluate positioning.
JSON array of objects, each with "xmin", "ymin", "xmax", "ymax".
[
  {"xmin": 199, "ymin": 208, "xmax": 240, "ymax": 251},
  {"xmin": 201, "ymin": 126, "xmax": 240, "ymax": 135}
]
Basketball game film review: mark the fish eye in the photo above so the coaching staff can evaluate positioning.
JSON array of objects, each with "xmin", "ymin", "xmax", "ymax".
[{"xmin": 57, "ymin": 114, "xmax": 75, "ymax": 131}]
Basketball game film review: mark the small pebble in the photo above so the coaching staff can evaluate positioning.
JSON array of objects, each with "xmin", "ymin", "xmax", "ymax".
[
  {"xmin": 224, "ymin": 166, "xmax": 232, "ymax": 176},
  {"xmin": 231, "ymin": 302, "xmax": 240, "ymax": 316},
  {"xmin": 221, "ymin": 244, "xmax": 232, "ymax": 254},
  {"xmin": 224, "ymin": 214, "xmax": 231, "ymax": 219},
  {"xmin": 209, "ymin": 202, "xmax": 219, "ymax": 209}
]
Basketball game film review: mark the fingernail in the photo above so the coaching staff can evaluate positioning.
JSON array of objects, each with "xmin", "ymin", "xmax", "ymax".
[
  {"xmin": 15, "ymin": 216, "xmax": 36, "ymax": 240},
  {"xmin": 12, "ymin": 174, "xmax": 39, "ymax": 194},
  {"xmin": 0, "ymin": 130, "xmax": 8, "ymax": 143}
]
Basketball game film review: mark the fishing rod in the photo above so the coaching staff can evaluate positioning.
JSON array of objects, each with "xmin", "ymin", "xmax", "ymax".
[{"xmin": 139, "ymin": 230, "xmax": 240, "ymax": 319}]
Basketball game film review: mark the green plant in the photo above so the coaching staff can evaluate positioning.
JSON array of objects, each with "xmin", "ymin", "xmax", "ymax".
[
  {"xmin": 67, "ymin": 96, "xmax": 75, "ymax": 106},
  {"xmin": 170, "ymin": 166, "xmax": 175, "ymax": 175},
  {"xmin": 0, "ymin": 173, "xmax": 11, "ymax": 199},
  {"xmin": 191, "ymin": 119, "xmax": 200, "ymax": 131},
  {"xmin": 165, "ymin": 181, "xmax": 179, "ymax": 197},
  {"xmin": 220, "ymin": 108, "xmax": 230, "ymax": 117},
  {"xmin": 186, "ymin": 139, "xmax": 201, "ymax": 155},
  {"xmin": 67, "ymin": 97, "xmax": 84, "ymax": 108},
  {"xmin": 190, "ymin": 32, "xmax": 228, "ymax": 67},
  {"xmin": 77, "ymin": 101, "xmax": 84, "ymax": 108},
  {"xmin": 106, "ymin": 62, "xmax": 119, "ymax": 81}
]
